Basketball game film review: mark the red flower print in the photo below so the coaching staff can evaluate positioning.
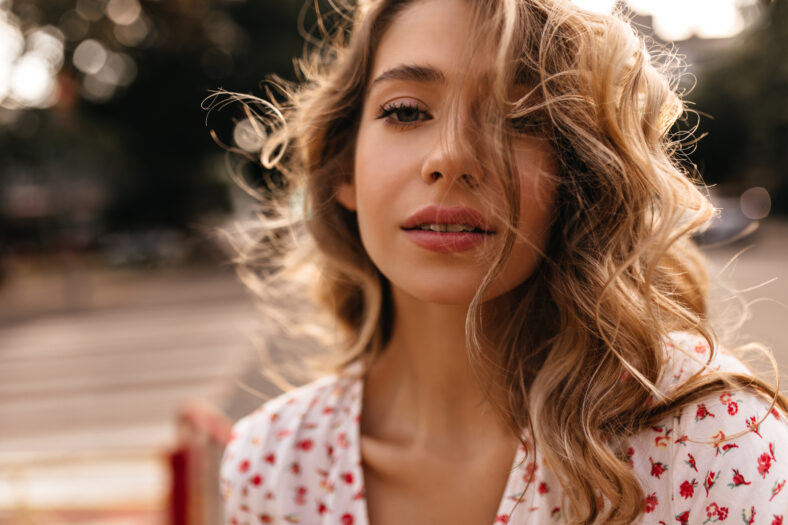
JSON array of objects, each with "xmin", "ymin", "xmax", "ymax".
[
  {"xmin": 729, "ymin": 469, "xmax": 751, "ymax": 488},
  {"xmin": 323, "ymin": 406, "xmax": 334, "ymax": 414},
  {"xmin": 550, "ymin": 507, "xmax": 561, "ymax": 520},
  {"xmin": 703, "ymin": 471, "xmax": 720, "ymax": 496},
  {"xmin": 643, "ymin": 492, "xmax": 658, "ymax": 513},
  {"xmin": 296, "ymin": 439, "xmax": 314, "ymax": 451},
  {"xmin": 294, "ymin": 485, "xmax": 307, "ymax": 505},
  {"xmin": 719, "ymin": 392, "xmax": 732, "ymax": 405},
  {"xmin": 676, "ymin": 510, "xmax": 690, "ymax": 525},
  {"xmin": 772, "ymin": 516, "xmax": 783, "ymax": 525},
  {"xmin": 686, "ymin": 453, "xmax": 698, "ymax": 472},
  {"xmin": 290, "ymin": 462, "xmax": 301, "ymax": 475},
  {"xmin": 538, "ymin": 482, "xmax": 549, "ymax": 494},
  {"xmin": 711, "ymin": 430, "xmax": 727, "ymax": 456},
  {"xmin": 770, "ymin": 441, "xmax": 777, "ymax": 461},
  {"xmin": 679, "ymin": 479, "xmax": 697, "ymax": 499},
  {"xmin": 747, "ymin": 416, "xmax": 763, "ymax": 438},
  {"xmin": 625, "ymin": 447, "xmax": 635, "ymax": 468},
  {"xmin": 275, "ymin": 429, "xmax": 291, "ymax": 439},
  {"xmin": 696, "ymin": 404, "xmax": 715, "ymax": 421},
  {"xmin": 721, "ymin": 443, "xmax": 739, "ymax": 455},
  {"xmin": 703, "ymin": 502, "xmax": 729, "ymax": 522},
  {"xmin": 495, "ymin": 515, "xmax": 509, "ymax": 523},
  {"xmin": 675, "ymin": 435, "xmax": 688, "ymax": 446},
  {"xmin": 251, "ymin": 474, "xmax": 263, "ymax": 486},
  {"xmin": 342, "ymin": 471, "xmax": 354, "ymax": 484},
  {"xmin": 264, "ymin": 453, "xmax": 275, "ymax": 464},
  {"xmin": 772, "ymin": 408, "xmax": 781, "ymax": 420},
  {"xmin": 759, "ymin": 452, "xmax": 773, "ymax": 478},
  {"xmin": 727, "ymin": 401, "xmax": 738, "ymax": 415},
  {"xmin": 259, "ymin": 514, "xmax": 273, "ymax": 523},
  {"xmin": 317, "ymin": 502, "xmax": 328, "ymax": 514},
  {"xmin": 341, "ymin": 513, "xmax": 354, "ymax": 525},
  {"xmin": 771, "ymin": 480, "xmax": 786, "ymax": 502},
  {"xmin": 523, "ymin": 462, "xmax": 538, "ymax": 483},
  {"xmin": 337, "ymin": 432, "xmax": 350, "ymax": 449},
  {"xmin": 649, "ymin": 457, "xmax": 668, "ymax": 478},
  {"xmin": 238, "ymin": 459, "xmax": 250, "ymax": 473},
  {"xmin": 742, "ymin": 506, "xmax": 756, "ymax": 525}
]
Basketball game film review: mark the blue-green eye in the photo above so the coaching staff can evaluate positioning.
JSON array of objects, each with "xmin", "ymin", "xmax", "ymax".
[
  {"xmin": 510, "ymin": 114, "xmax": 545, "ymax": 133},
  {"xmin": 377, "ymin": 102, "xmax": 432, "ymax": 126}
]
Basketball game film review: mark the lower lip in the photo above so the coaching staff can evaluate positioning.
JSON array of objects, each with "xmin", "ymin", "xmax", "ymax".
[{"xmin": 402, "ymin": 229, "xmax": 492, "ymax": 253}]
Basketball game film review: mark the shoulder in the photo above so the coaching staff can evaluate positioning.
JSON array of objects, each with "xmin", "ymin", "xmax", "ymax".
[
  {"xmin": 657, "ymin": 331, "xmax": 751, "ymax": 391},
  {"xmin": 220, "ymin": 370, "xmax": 365, "ymax": 523},
  {"xmin": 628, "ymin": 332, "xmax": 788, "ymax": 522}
]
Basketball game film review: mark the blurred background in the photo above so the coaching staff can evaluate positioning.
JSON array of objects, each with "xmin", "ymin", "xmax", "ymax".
[{"xmin": 0, "ymin": 0, "xmax": 786, "ymax": 523}]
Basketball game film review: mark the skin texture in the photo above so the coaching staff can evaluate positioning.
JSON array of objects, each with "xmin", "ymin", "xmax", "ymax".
[{"xmin": 334, "ymin": 0, "xmax": 557, "ymax": 523}]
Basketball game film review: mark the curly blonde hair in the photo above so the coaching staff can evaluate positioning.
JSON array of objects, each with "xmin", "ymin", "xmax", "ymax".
[{"xmin": 207, "ymin": 0, "xmax": 787, "ymax": 522}]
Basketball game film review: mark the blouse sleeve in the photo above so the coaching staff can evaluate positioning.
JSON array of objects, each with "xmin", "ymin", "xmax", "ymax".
[
  {"xmin": 667, "ymin": 389, "xmax": 788, "ymax": 524},
  {"xmin": 219, "ymin": 413, "xmax": 265, "ymax": 525}
]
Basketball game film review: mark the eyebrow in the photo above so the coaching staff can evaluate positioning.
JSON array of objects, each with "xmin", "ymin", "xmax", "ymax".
[{"xmin": 370, "ymin": 64, "xmax": 446, "ymax": 87}]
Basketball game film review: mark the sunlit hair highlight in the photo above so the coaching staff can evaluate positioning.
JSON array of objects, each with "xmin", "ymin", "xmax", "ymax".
[{"xmin": 205, "ymin": 0, "xmax": 787, "ymax": 523}]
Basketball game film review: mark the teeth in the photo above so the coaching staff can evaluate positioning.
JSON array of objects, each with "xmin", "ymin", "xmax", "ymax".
[{"xmin": 417, "ymin": 224, "xmax": 478, "ymax": 233}]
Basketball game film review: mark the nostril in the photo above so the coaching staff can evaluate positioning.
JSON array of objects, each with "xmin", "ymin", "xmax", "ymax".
[
  {"xmin": 460, "ymin": 173, "xmax": 478, "ymax": 187},
  {"xmin": 430, "ymin": 171, "xmax": 443, "ymax": 181}
]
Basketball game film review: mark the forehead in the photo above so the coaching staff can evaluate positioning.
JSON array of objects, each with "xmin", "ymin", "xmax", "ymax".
[{"xmin": 371, "ymin": 0, "xmax": 477, "ymax": 81}]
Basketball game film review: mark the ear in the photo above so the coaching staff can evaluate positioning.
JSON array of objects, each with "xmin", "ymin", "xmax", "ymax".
[{"xmin": 335, "ymin": 180, "xmax": 357, "ymax": 211}]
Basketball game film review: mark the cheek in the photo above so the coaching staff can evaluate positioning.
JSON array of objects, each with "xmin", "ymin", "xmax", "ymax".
[{"xmin": 515, "ymin": 143, "xmax": 559, "ymax": 241}]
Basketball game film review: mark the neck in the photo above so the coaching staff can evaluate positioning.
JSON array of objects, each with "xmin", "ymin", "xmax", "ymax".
[{"xmin": 362, "ymin": 284, "xmax": 512, "ymax": 451}]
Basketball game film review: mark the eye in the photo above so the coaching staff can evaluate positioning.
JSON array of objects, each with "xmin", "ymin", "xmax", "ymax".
[
  {"xmin": 376, "ymin": 101, "xmax": 432, "ymax": 127},
  {"xmin": 510, "ymin": 113, "xmax": 546, "ymax": 135}
]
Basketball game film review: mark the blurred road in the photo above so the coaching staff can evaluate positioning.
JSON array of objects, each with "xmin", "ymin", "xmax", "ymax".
[
  {"xmin": 0, "ymin": 266, "xmax": 260, "ymax": 458},
  {"xmin": 704, "ymin": 219, "xmax": 788, "ymax": 388}
]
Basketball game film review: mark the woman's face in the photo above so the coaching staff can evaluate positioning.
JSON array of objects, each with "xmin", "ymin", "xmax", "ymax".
[{"xmin": 338, "ymin": 0, "xmax": 557, "ymax": 305}]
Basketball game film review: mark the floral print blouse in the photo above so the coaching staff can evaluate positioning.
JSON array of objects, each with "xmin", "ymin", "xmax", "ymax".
[{"xmin": 221, "ymin": 333, "xmax": 788, "ymax": 524}]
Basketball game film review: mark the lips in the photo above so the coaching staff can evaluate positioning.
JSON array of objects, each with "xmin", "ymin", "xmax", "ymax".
[
  {"xmin": 401, "ymin": 205, "xmax": 494, "ymax": 253},
  {"xmin": 401, "ymin": 205, "xmax": 494, "ymax": 233}
]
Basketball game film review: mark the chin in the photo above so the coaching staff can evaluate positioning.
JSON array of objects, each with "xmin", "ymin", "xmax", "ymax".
[{"xmin": 388, "ymin": 275, "xmax": 482, "ymax": 306}]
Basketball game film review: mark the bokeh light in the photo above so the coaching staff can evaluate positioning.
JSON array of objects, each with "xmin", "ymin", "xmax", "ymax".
[
  {"xmin": 113, "ymin": 12, "xmax": 150, "ymax": 47},
  {"xmin": 28, "ymin": 26, "xmax": 65, "ymax": 72},
  {"xmin": 73, "ymin": 38, "xmax": 107, "ymax": 75},
  {"xmin": 58, "ymin": 10, "xmax": 89, "ymax": 42},
  {"xmin": 106, "ymin": 0, "xmax": 142, "ymax": 27},
  {"xmin": 9, "ymin": 54, "xmax": 56, "ymax": 107},
  {"xmin": 75, "ymin": 0, "xmax": 104, "ymax": 22},
  {"xmin": 233, "ymin": 118, "xmax": 265, "ymax": 153},
  {"xmin": 740, "ymin": 187, "xmax": 771, "ymax": 220}
]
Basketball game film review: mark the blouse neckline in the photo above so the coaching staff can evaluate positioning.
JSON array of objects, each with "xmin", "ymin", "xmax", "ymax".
[{"xmin": 347, "ymin": 370, "xmax": 531, "ymax": 525}]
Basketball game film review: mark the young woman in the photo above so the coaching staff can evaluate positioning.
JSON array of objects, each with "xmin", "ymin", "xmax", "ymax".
[{"xmin": 218, "ymin": 0, "xmax": 788, "ymax": 523}]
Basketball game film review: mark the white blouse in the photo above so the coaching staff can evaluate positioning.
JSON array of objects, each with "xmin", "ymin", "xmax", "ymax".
[{"xmin": 220, "ymin": 333, "xmax": 788, "ymax": 524}]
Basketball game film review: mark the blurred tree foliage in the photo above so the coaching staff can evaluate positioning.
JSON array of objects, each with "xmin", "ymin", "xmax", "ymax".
[
  {"xmin": 0, "ymin": 0, "xmax": 311, "ymax": 249},
  {"xmin": 691, "ymin": 0, "xmax": 788, "ymax": 213}
]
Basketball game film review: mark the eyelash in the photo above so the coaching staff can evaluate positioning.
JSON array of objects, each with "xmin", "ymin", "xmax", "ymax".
[
  {"xmin": 374, "ymin": 102, "xmax": 545, "ymax": 134},
  {"xmin": 376, "ymin": 101, "xmax": 432, "ymax": 128}
]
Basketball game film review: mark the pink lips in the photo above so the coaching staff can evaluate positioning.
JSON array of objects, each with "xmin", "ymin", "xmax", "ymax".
[{"xmin": 401, "ymin": 205, "xmax": 495, "ymax": 253}]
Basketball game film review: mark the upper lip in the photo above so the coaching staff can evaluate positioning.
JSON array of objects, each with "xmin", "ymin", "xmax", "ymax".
[{"xmin": 401, "ymin": 205, "xmax": 494, "ymax": 233}]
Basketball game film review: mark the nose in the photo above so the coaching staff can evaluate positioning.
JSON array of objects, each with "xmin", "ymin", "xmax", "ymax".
[{"xmin": 420, "ymin": 136, "xmax": 483, "ymax": 188}]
